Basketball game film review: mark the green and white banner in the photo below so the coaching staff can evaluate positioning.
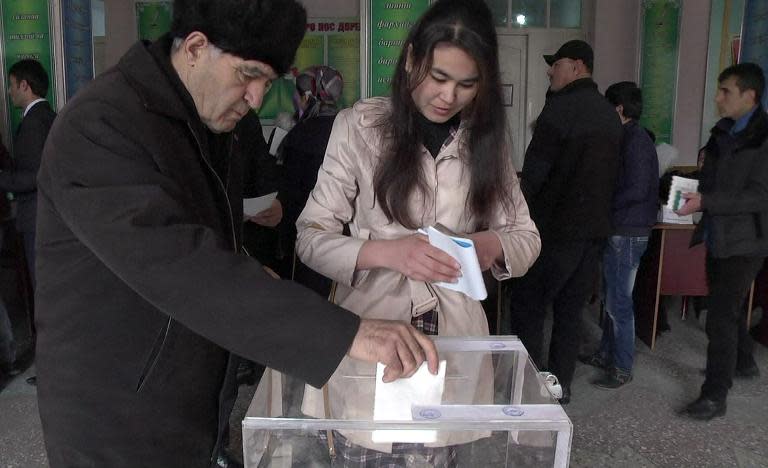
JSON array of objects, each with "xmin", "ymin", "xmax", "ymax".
[
  {"xmin": 639, "ymin": 0, "xmax": 681, "ymax": 145},
  {"xmin": 2, "ymin": 0, "xmax": 55, "ymax": 132},
  {"xmin": 136, "ymin": 1, "xmax": 172, "ymax": 42},
  {"xmin": 366, "ymin": 0, "xmax": 430, "ymax": 97}
]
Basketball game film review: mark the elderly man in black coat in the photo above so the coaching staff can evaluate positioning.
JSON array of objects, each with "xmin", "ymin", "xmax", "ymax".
[{"xmin": 34, "ymin": 1, "xmax": 437, "ymax": 467}]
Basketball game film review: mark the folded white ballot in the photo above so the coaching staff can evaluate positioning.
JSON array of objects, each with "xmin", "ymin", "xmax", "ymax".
[
  {"xmin": 372, "ymin": 360, "xmax": 447, "ymax": 443},
  {"xmin": 419, "ymin": 226, "xmax": 487, "ymax": 301},
  {"xmin": 243, "ymin": 192, "xmax": 278, "ymax": 217},
  {"xmin": 666, "ymin": 176, "xmax": 699, "ymax": 211}
]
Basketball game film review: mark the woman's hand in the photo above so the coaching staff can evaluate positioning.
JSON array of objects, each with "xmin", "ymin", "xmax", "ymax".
[
  {"xmin": 467, "ymin": 230, "xmax": 504, "ymax": 271},
  {"xmin": 357, "ymin": 235, "xmax": 461, "ymax": 283},
  {"xmin": 247, "ymin": 199, "xmax": 283, "ymax": 227}
]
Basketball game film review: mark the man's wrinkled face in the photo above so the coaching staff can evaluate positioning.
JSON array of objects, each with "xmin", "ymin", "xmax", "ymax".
[
  {"xmin": 187, "ymin": 46, "xmax": 277, "ymax": 133},
  {"xmin": 715, "ymin": 76, "xmax": 757, "ymax": 120}
]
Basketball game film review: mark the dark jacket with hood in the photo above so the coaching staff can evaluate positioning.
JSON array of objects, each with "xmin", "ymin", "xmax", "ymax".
[
  {"xmin": 691, "ymin": 106, "xmax": 768, "ymax": 258},
  {"xmin": 521, "ymin": 78, "xmax": 622, "ymax": 241},
  {"xmin": 35, "ymin": 37, "xmax": 359, "ymax": 468}
]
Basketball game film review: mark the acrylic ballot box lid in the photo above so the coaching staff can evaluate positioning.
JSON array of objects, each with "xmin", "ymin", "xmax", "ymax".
[{"xmin": 243, "ymin": 336, "xmax": 572, "ymax": 467}]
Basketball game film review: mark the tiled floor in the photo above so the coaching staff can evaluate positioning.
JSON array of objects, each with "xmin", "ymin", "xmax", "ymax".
[{"xmin": 1, "ymin": 296, "xmax": 766, "ymax": 467}]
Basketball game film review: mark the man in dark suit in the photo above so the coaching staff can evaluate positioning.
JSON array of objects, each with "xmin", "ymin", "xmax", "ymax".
[
  {"xmin": 1, "ymin": 59, "xmax": 56, "ymax": 386},
  {"xmin": 1, "ymin": 59, "xmax": 56, "ymax": 287}
]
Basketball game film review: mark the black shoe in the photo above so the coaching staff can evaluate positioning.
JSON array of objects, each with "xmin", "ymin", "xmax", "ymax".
[
  {"xmin": 25, "ymin": 376, "xmax": 37, "ymax": 386},
  {"xmin": 734, "ymin": 363, "xmax": 760, "ymax": 379},
  {"xmin": 592, "ymin": 368, "xmax": 632, "ymax": 389},
  {"xmin": 558, "ymin": 386, "xmax": 571, "ymax": 405},
  {"xmin": 578, "ymin": 352, "xmax": 609, "ymax": 369},
  {"xmin": 679, "ymin": 396, "xmax": 726, "ymax": 421}
]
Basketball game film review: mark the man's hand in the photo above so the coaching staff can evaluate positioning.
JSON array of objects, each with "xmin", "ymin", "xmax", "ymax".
[
  {"xmin": 676, "ymin": 192, "xmax": 702, "ymax": 216},
  {"xmin": 348, "ymin": 319, "xmax": 439, "ymax": 382},
  {"xmin": 467, "ymin": 230, "xmax": 503, "ymax": 271},
  {"xmin": 247, "ymin": 199, "xmax": 283, "ymax": 227}
]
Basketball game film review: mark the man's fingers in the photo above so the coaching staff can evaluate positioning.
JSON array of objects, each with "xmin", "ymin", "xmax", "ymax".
[{"xmin": 410, "ymin": 328, "xmax": 439, "ymax": 374}]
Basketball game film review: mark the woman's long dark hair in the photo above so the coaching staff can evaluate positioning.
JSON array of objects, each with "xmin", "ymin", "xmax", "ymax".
[{"xmin": 373, "ymin": 0, "xmax": 513, "ymax": 230}]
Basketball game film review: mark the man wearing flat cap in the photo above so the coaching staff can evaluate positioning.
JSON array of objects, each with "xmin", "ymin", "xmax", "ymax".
[
  {"xmin": 507, "ymin": 39, "xmax": 622, "ymax": 404},
  {"xmin": 34, "ymin": 1, "xmax": 438, "ymax": 466}
]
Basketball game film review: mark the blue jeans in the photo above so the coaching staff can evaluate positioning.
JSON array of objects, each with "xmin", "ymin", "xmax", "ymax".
[{"xmin": 599, "ymin": 235, "xmax": 648, "ymax": 373}]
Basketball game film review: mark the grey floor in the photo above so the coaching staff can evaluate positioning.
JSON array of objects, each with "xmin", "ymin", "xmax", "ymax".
[{"xmin": 1, "ymin": 297, "xmax": 767, "ymax": 467}]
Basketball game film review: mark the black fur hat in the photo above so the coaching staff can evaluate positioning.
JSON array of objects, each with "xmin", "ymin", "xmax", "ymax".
[{"xmin": 171, "ymin": 0, "xmax": 307, "ymax": 75}]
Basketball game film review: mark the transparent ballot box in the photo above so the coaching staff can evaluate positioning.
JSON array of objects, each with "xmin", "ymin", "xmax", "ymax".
[{"xmin": 242, "ymin": 337, "xmax": 572, "ymax": 467}]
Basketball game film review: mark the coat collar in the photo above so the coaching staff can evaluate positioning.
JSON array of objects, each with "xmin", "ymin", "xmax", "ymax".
[
  {"xmin": 550, "ymin": 77, "xmax": 598, "ymax": 97},
  {"xmin": 117, "ymin": 35, "xmax": 197, "ymax": 123},
  {"xmin": 712, "ymin": 105, "xmax": 768, "ymax": 150}
]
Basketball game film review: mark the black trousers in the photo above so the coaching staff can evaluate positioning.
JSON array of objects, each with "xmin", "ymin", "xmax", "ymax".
[
  {"xmin": 701, "ymin": 254, "xmax": 765, "ymax": 401},
  {"xmin": 507, "ymin": 238, "xmax": 605, "ymax": 387}
]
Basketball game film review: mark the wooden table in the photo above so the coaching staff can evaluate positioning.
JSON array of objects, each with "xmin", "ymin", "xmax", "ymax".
[{"xmin": 634, "ymin": 223, "xmax": 755, "ymax": 349}]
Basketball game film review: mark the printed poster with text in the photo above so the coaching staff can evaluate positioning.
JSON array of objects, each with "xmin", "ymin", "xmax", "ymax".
[
  {"xmin": 2, "ymin": 0, "xmax": 55, "ymax": 133},
  {"xmin": 368, "ymin": 0, "xmax": 430, "ymax": 97},
  {"xmin": 639, "ymin": 0, "xmax": 680, "ymax": 145},
  {"xmin": 136, "ymin": 2, "xmax": 172, "ymax": 42}
]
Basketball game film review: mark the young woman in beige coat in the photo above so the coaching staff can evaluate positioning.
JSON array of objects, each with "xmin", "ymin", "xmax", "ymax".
[{"xmin": 296, "ymin": 0, "xmax": 541, "ymax": 463}]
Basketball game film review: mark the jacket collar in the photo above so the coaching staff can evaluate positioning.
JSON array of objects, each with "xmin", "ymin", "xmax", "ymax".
[
  {"xmin": 712, "ymin": 105, "xmax": 768, "ymax": 150},
  {"xmin": 550, "ymin": 77, "xmax": 598, "ymax": 97},
  {"xmin": 117, "ymin": 35, "xmax": 197, "ymax": 123}
]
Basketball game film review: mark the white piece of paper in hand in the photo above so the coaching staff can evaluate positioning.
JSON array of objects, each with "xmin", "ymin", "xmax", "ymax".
[
  {"xmin": 243, "ymin": 192, "xmax": 278, "ymax": 217},
  {"xmin": 372, "ymin": 360, "xmax": 447, "ymax": 443},
  {"xmin": 420, "ymin": 226, "xmax": 487, "ymax": 300},
  {"xmin": 269, "ymin": 127, "xmax": 289, "ymax": 156},
  {"xmin": 666, "ymin": 176, "xmax": 699, "ymax": 211}
]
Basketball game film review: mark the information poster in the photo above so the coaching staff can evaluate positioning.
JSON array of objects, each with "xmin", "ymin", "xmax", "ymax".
[
  {"xmin": 639, "ymin": 0, "xmax": 681, "ymax": 145},
  {"xmin": 136, "ymin": 1, "xmax": 172, "ymax": 42},
  {"xmin": 701, "ymin": 0, "xmax": 744, "ymax": 146},
  {"xmin": 740, "ymin": 0, "xmax": 768, "ymax": 109},
  {"xmin": 63, "ymin": 0, "xmax": 93, "ymax": 100},
  {"xmin": 260, "ymin": 18, "xmax": 361, "ymax": 120},
  {"xmin": 367, "ymin": 0, "xmax": 430, "ymax": 97},
  {"xmin": 2, "ymin": 0, "xmax": 55, "ymax": 132}
]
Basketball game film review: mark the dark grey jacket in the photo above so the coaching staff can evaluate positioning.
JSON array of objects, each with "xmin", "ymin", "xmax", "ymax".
[
  {"xmin": 35, "ymin": 38, "xmax": 359, "ymax": 468},
  {"xmin": 0, "ymin": 100, "xmax": 56, "ymax": 232},
  {"xmin": 692, "ymin": 107, "xmax": 768, "ymax": 258},
  {"xmin": 521, "ymin": 78, "xmax": 622, "ymax": 241}
]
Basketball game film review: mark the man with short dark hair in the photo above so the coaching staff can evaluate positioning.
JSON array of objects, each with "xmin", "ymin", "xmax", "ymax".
[
  {"xmin": 1, "ymin": 59, "xmax": 56, "ymax": 286},
  {"xmin": 677, "ymin": 62, "xmax": 768, "ymax": 421},
  {"xmin": 507, "ymin": 40, "xmax": 622, "ymax": 404},
  {"xmin": 581, "ymin": 81, "xmax": 658, "ymax": 389},
  {"xmin": 34, "ymin": 1, "xmax": 438, "ymax": 466}
]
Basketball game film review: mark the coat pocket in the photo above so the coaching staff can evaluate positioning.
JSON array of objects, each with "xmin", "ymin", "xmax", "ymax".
[{"xmin": 135, "ymin": 317, "xmax": 173, "ymax": 392}]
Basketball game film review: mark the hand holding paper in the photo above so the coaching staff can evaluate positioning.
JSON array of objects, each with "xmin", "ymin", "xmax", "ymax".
[{"xmin": 421, "ymin": 226, "xmax": 488, "ymax": 300}]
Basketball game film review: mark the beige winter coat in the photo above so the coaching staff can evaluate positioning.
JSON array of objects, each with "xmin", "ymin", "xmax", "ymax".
[{"xmin": 296, "ymin": 97, "xmax": 540, "ymax": 450}]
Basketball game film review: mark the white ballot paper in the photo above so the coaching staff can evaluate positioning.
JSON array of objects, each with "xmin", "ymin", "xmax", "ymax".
[
  {"xmin": 243, "ymin": 192, "xmax": 278, "ymax": 217},
  {"xmin": 420, "ymin": 226, "xmax": 487, "ymax": 300},
  {"xmin": 666, "ymin": 176, "xmax": 699, "ymax": 211},
  {"xmin": 373, "ymin": 360, "xmax": 447, "ymax": 443},
  {"xmin": 269, "ymin": 127, "xmax": 289, "ymax": 156}
]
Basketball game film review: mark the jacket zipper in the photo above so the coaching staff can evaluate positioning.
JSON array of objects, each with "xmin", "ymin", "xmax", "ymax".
[
  {"xmin": 136, "ymin": 317, "xmax": 172, "ymax": 392},
  {"xmin": 187, "ymin": 122, "xmax": 238, "ymax": 248},
  {"xmin": 187, "ymin": 123, "xmax": 239, "ymax": 465}
]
